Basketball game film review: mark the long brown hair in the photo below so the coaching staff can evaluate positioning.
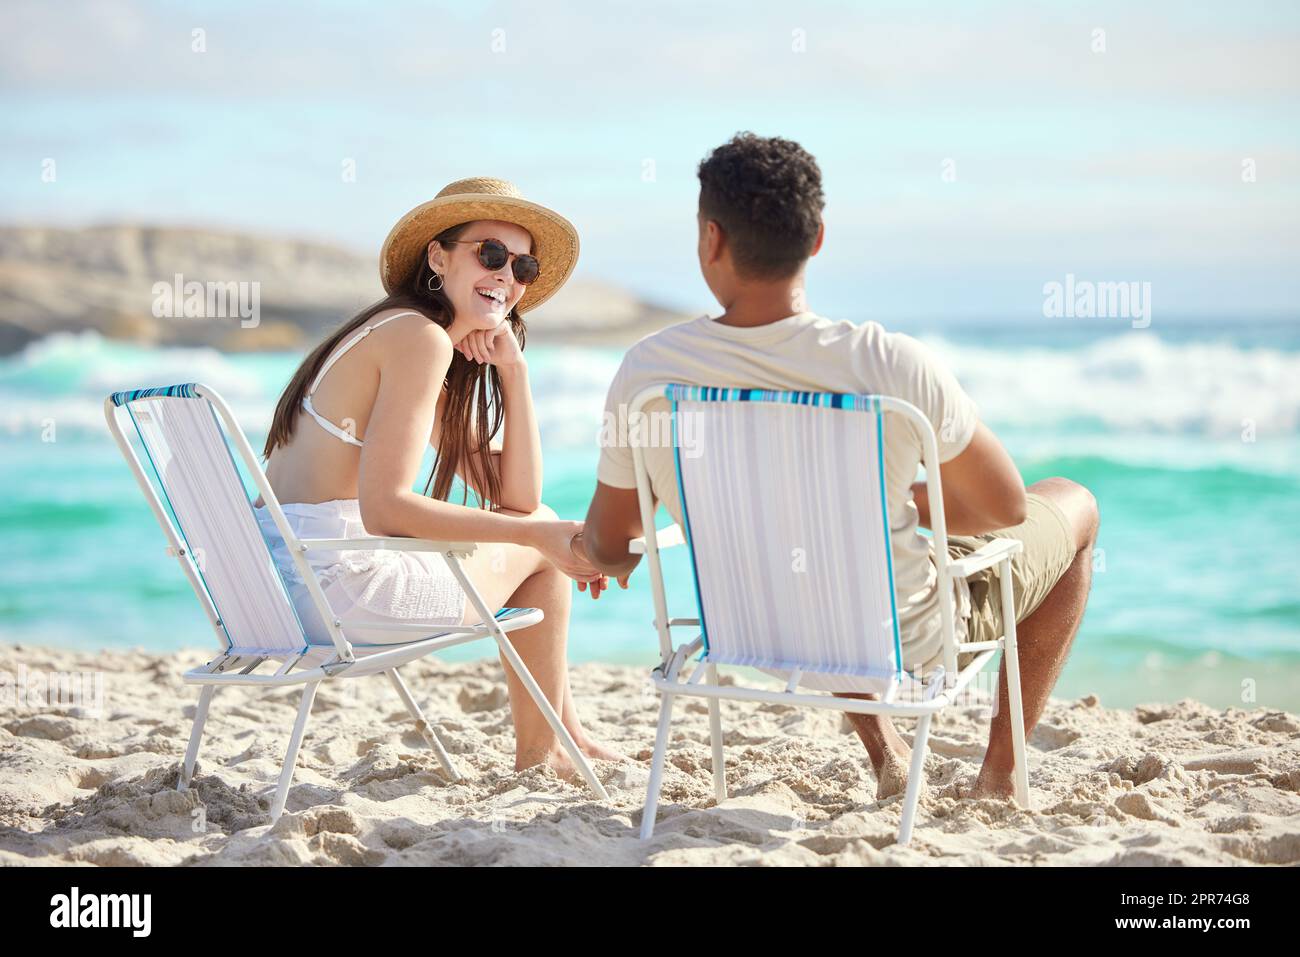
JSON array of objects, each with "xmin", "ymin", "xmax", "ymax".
[{"xmin": 261, "ymin": 221, "xmax": 526, "ymax": 510}]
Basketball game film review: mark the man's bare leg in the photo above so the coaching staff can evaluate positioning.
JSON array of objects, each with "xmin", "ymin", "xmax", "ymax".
[
  {"xmin": 836, "ymin": 693, "xmax": 915, "ymax": 799},
  {"xmin": 972, "ymin": 477, "xmax": 1099, "ymax": 798},
  {"xmin": 836, "ymin": 477, "xmax": 1098, "ymax": 801}
]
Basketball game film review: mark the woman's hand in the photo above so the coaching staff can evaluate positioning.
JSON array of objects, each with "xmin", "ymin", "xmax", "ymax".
[
  {"xmin": 456, "ymin": 321, "xmax": 523, "ymax": 368},
  {"xmin": 529, "ymin": 519, "xmax": 606, "ymax": 590}
]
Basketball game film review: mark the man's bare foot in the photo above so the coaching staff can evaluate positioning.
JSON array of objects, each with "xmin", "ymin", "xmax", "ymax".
[
  {"xmin": 968, "ymin": 764, "xmax": 1015, "ymax": 800},
  {"xmin": 872, "ymin": 747, "xmax": 916, "ymax": 800},
  {"xmin": 841, "ymin": 699, "xmax": 919, "ymax": 800}
]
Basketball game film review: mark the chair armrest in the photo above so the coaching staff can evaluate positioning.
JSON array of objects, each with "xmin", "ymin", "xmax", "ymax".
[
  {"xmin": 628, "ymin": 524, "xmax": 686, "ymax": 555},
  {"xmin": 945, "ymin": 538, "xmax": 1023, "ymax": 578},
  {"xmin": 298, "ymin": 537, "xmax": 477, "ymax": 558}
]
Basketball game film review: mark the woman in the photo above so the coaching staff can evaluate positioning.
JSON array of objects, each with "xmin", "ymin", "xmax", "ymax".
[{"xmin": 253, "ymin": 177, "xmax": 623, "ymax": 778}]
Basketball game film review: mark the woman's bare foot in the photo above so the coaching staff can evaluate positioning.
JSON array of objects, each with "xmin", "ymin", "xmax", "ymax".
[
  {"xmin": 575, "ymin": 735, "xmax": 628, "ymax": 764},
  {"xmin": 516, "ymin": 744, "xmax": 580, "ymax": 781},
  {"xmin": 514, "ymin": 735, "xmax": 627, "ymax": 782}
]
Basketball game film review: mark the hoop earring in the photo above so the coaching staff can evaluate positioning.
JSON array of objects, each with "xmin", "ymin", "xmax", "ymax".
[{"xmin": 427, "ymin": 273, "xmax": 444, "ymax": 292}]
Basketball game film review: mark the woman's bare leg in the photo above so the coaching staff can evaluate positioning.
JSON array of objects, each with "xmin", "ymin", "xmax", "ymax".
[
  {"xmin": 454, "ymin": 508, "xmax": 621, "ymax": 774},
  {"xmin": 556, "ymin": 661, "xmax": 625, "ymax": 763}
]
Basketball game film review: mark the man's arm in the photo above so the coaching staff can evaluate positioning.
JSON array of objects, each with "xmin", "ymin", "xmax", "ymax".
[
  {"xmin": 582, "ymin": 423, "xmax": 1023, "ymax": 567},
  {"xmin": 582, "ymin": 481, "xmax": 646, "ymax": 578},
  {"xmin": 911, "ymin": 420, "xmax": 1027, "ymax": 534}
]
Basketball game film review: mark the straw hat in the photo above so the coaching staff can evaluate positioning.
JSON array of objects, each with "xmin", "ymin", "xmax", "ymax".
[{"xmin": 379, "ymin": 177, "xmax": 579, "ymax": 314}]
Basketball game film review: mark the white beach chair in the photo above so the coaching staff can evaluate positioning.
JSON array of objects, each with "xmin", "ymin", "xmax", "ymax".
[
  {"xmin": 104, "ymin": 382, "xmax": 609, "ymax": 824},
  {"xmin": 628, "ymin": 385, "xmax": 1030, "ymax": 845}
]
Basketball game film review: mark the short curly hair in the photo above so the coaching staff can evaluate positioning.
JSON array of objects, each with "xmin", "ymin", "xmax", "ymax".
[{"xmin": 697, "ymin": 132, "xmax": 825, "ymax": 279}]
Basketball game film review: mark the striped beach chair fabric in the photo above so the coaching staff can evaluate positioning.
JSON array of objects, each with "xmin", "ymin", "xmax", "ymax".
[{"xmin": 627, "ymin": 384, "xmax": 1030, "ymax": 845}]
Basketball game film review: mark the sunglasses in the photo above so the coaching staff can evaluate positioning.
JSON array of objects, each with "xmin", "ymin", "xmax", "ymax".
[{"xmin": 442, "ymin": 238, "xmax": 540, "ymax": 285}]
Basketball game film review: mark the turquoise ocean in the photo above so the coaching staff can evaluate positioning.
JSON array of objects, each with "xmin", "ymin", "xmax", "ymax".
[{"xmin": 2, "ymin": 318, "xmax": 1297, "ymax": 711}]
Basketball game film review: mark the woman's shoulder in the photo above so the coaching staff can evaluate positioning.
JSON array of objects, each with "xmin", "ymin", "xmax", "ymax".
[
  {"xmin": 366, "ymin": 306, "xmax": 453, "ymax": 350},
  {"xmin": 350, "ymin": 308, "xmax": 453, "ymax": 389}
]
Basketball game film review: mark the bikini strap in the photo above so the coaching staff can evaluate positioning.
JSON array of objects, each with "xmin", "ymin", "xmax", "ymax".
[
  {"xmin": 306, "ymin": 311, "xmax": 425, "ymax": 396},
  {"xmin": 301, "ymin": 395, "xmax": 364, "ymax": 447}
]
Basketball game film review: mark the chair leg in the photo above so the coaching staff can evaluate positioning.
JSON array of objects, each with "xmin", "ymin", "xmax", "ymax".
[
  {"xmin": 999, "ymin": 558, "xmax": 1032, "ymax": 809},
  {"xmin": 385, "ymin": 667, "xmax": 462, "ymax": 782},
  {"xmin": 269, "ymin": 680, "xmax": 319, "ymax": 824},
  {"xmin": 706, "ymin": 664, "xmax": 726, "ymax": 802},
  {"xmin": 178, "ymin": 685, "xmax": 216, "ymax": 791},
  {"xmin": 640, "ymin": 692, "xmax": 676, "ymax": 840},
  {"xmin": 897, "ymin": 713, "xmax": 932, "ymax": 845},
  {"xmin": 492, "ymin": 631, "xmax": 610, "ymax": 802}
]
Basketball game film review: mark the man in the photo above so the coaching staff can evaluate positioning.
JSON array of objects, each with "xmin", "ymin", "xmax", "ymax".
[{"xmin": 582, "ymin": 132, "xmax": 1099, "ymax": 801}]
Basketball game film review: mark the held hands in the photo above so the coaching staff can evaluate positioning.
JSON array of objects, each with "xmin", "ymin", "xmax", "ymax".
[
  {"xmin": 456, "ymin": 321, "xmax": 523, "ymax": 368},
  {"xmin": 570, "ymin": 530, "xmax": 632, "ymax": 600},
  {"xmin": 526, "ymin": 519, "xmax": 631, "ymax": 600}
]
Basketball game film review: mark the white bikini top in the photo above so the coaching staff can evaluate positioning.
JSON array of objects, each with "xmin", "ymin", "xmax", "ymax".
[{"xmin": 301, "ymin": 311, "xmax": 423, "ymax": 448}]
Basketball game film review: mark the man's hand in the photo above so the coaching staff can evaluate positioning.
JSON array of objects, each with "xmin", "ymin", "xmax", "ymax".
[
  {"xmin": 571, "ymin": 531, "xmax": 632, "ymax": 599},
  {"xmin": 582, "ymin": 481, "xmax": 646, "ymax": 579}
]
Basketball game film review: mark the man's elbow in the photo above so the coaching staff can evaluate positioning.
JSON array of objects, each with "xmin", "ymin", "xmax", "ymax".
[
  {"xmin": 585, "ymin": 529, "xmax": 634, "ymax": 575},
  {"xmin": 999, "ymin": 487, "xmax": 1029, "ymax": 527}
]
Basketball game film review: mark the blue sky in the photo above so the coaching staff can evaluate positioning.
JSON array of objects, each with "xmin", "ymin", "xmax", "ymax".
[{"xmin": 2, "ymin": 0, "xmax": 1297, "ymax": 320}]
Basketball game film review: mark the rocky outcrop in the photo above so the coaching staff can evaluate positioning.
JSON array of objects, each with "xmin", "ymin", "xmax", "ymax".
[{"xmin": 0, "ymin": 225, "xmax": 689, "ymax": 354}]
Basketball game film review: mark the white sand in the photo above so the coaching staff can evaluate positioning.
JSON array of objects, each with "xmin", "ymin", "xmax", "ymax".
[{"xmin": 1, "ymin": 644, "xmax": 1298, "ymax": 866}]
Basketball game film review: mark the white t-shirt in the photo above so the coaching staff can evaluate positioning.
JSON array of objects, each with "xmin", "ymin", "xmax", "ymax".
[{"xmin": 596, "ymin": 310, "xmax": 978, "ymax": 676}]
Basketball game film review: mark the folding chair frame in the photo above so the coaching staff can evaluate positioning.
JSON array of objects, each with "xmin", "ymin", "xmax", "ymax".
[{"xmin": 104, "ymin": 382, "xmax": 608, "ymax": 824}]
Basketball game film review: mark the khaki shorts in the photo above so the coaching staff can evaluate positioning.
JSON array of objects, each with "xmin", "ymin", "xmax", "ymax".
[{"xmin": 930, "ymin": 491, "xmax": 1076, "ymax": 673}]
